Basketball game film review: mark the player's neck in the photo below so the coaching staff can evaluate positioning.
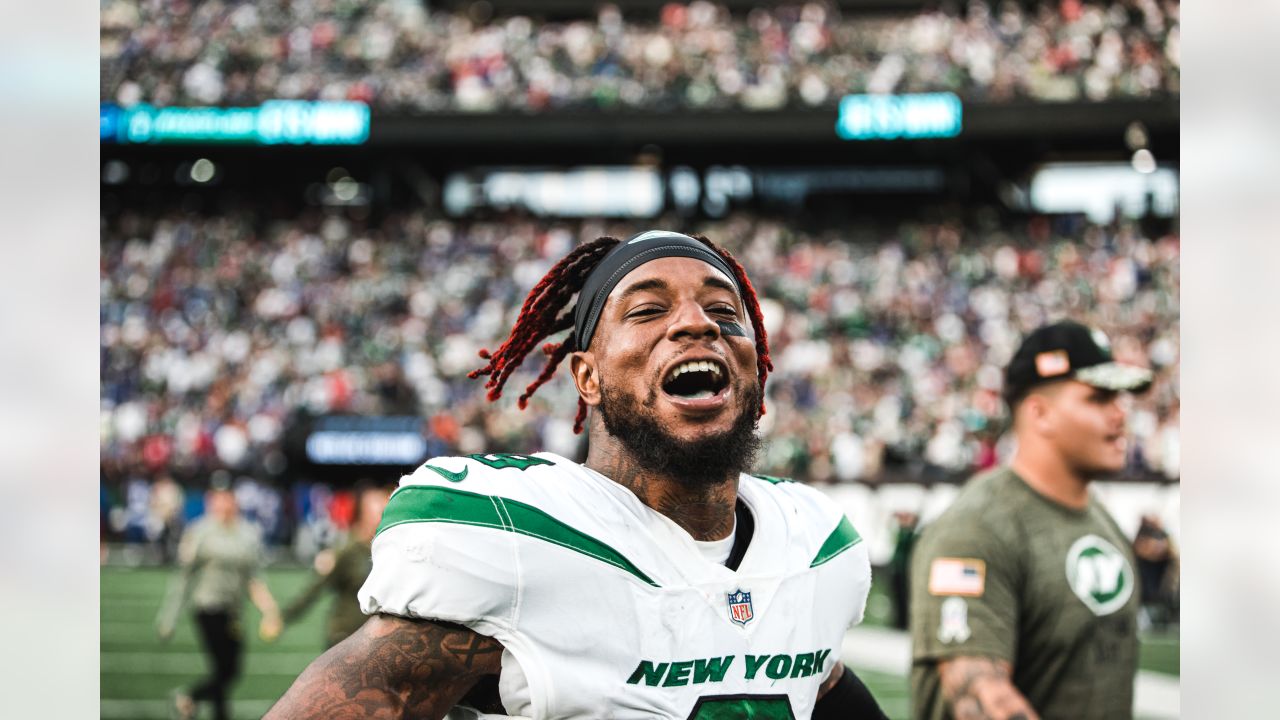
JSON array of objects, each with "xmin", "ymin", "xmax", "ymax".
[
  {"xmin": 1009, "ymin": 446, "xmax": 1090, "ymax": 510},
  {"xmin": 586, "ymin": 437, "xmax": 739, "ymax": 541}
]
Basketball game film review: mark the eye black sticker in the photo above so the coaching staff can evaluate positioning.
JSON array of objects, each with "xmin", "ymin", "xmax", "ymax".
[{"xmin": 717, "ymin": 320, "xmax": 747, "ymax": 337}]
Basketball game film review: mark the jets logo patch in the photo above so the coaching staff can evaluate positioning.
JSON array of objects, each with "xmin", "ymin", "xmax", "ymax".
[
  {"xmin": 726, "ymin": 589, "xmax": 754, "ymax": 626},
  {"xmin": 1065, "ymin": 534, "xmax": 1134, "ymax": 616}
]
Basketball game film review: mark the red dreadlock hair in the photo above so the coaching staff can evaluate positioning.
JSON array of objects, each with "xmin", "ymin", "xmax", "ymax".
[{"xmin": 468, "ymin": 234, "xmax": 773, "ymax": 434}]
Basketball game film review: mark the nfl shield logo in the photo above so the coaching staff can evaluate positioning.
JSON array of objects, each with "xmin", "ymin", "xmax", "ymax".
[{"xmin": 726, "ymin": 589, "xmax": 753, "ymax": 626}]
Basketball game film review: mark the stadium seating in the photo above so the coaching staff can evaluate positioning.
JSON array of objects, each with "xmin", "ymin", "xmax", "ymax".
[
  {"xmin": 100, "ymin": 208, "xmax": 1179, "ymax": 547},
  {"xmin": 101, "ymin": 0, "xmax": 1180, "ymax": 112}
]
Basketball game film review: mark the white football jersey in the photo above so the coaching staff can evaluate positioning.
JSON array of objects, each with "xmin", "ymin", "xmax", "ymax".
[{"xmin": 358, "ymin": 452, "xmax": 872, "ymax": 719}]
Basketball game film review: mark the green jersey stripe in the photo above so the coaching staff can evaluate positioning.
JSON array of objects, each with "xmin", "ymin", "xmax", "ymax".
[
  {"xmin": 377, "ymin": 485, "xmax": 659, "ymax": 587},
  {"xmin": 809, "ymin": 516, "xmax": 863, "ymax": 568}
]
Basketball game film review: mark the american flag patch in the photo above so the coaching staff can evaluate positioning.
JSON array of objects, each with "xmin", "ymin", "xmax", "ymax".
[
  {"xmin": 1035, "ymin": 350, "xmax": 1071, "ymax": 377},
  {"xmin": 928, "ymin": 558, "xmax": 987, "ymax": 597}
]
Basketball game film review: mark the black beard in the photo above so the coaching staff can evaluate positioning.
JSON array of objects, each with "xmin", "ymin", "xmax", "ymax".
[{"xmin": 597, "ymin": 379, "xmax": 763, "ymax": 488}]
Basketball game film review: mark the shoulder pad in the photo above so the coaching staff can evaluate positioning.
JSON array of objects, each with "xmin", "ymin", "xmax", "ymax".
[
  {"xmin": 751, "ymin": 473, "xmax": 796, "ymax": 485},
  {"xmin": 399, "ymin": 452, "xmax": 563, "ymax": 492},
  {"xmin": 385, "ymin": 452, "xmax": 594, "ymax": 538},
  {"xmin": 748, "ymin": 476, "xmax": 866, "ymax": 569}
]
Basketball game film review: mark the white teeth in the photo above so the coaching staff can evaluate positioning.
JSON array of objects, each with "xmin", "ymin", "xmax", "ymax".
[{"xmin": 669, "ymin": 360, "xmax": 723, "ymax": 381}]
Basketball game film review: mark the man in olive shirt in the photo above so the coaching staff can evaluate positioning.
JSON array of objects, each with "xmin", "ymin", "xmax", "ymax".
[
  {"xmin": 282, "ymin": 484, "xmax": 390, "ymax": 647},
  {"xmin": 911, "ymin": 321, "xmax": 1153, "ymax": 720},
  {"xmin": 157, "ymin": 481, "xmax": 282, "ymax": 720}
]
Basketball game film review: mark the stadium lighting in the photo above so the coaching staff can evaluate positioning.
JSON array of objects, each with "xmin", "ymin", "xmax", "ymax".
[
  {"xmin": 190, "ymin": 159, "xmax": 216, "ymax": 183},
  {"xmin": 102, "ymin": 160, "xmax": 129, "ymax": 185},
  {"xmin": 1125, "ymin": 121, "xmax": 1150, "ymax": 151},
  {"xmin": 1131, "ymin": 149, "xmax": 1157, "ymax": 174},
  {"xmin": 332, "ymin": 177, "xmax": 359, "ymax": 202}
]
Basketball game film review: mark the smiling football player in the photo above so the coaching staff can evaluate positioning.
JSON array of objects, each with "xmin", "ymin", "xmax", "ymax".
[{"xmin": 266, "ymin": 230, "xmax": 886, "ymax": 719}]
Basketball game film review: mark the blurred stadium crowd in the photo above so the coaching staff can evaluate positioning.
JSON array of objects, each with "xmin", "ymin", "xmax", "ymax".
[
  {"xmin": 100, "ymin": 208, "xmax": 1179, "ymax": 546},
  {"xmin": 101, "ymin": 0, "xmax": 1179, "ymax": 113}
]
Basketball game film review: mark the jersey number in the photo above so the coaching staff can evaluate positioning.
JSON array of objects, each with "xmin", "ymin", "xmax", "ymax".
[
  {"xmin": 687, "ymin": 695, "xmax": 795, "ymax": 720},
  {"xmin": 466, "ymin": 453, "xmax": 554, "ymax": 471}
]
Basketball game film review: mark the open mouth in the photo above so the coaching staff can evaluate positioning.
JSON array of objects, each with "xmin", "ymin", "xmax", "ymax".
[{"xmin": 661, "ymin": 359, "xmax": 729, "ymax": 400}]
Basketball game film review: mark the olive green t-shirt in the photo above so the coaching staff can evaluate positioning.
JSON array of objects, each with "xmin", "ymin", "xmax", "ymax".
[
  {"xmin": 283, "ymin": 537, "xmax": 374, "ymax": 647},
  {"xmin": 910, "ymin": 467, "xmax": 1139, "ymax": 720},
  {"xmin": 179, "ymin": 517, "xmax": 265, "ymax": 613}
]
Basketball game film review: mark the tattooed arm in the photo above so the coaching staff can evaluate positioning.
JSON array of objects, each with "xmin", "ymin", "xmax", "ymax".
[
  {"xmin": 937, "ymin": 656, "xmax": 1040, "ymax": 720},
  {"xmin": 264, "ymin": 614, "xmax": 504, "ymax": 720}
]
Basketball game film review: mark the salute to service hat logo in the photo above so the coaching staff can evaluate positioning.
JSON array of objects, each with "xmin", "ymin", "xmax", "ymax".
[
  {"xmin": 938, "ymin": 597, "xmax": 972, "ymax": 644},
  {"xmin": 1035, "ymin": 350, "xmax": 1071, "ymax": 377}
]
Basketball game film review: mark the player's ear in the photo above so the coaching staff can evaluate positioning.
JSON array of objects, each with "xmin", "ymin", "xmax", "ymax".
[
  {"xmin": 1023, "ymin": 391, "xmax": 1055, "ymax": 435},
  {"xmin": 570, "ymin": 351, "xmax": 602, "ymax": 407}
]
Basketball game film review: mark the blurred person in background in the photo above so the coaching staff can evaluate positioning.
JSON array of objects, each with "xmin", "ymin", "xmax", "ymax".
[
  {"xmin": 1133, "ymin": 514, "xmax": 1177, "ymax": 631},
  {"xmin": 281, "ymin": 483, "xmax": 392, "ymax": 648},
  {"xmin": 156, "ymin": 478, "xmax": 283, "ymax": 720},
  {"xmin": 149, "ymin": 472, "xmax": 185, "ymax": 563},
  {"xmin": 910, "ymin": 321, "xmax": 1152, "ymax": 719},
  {"xmin": 888, "ymin": 510, "xmax": 921, "ymax": 631}
]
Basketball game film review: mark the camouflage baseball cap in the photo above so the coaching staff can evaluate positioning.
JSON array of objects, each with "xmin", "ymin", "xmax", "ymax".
[{"xmin": 1004, "ymin": 321, "xmax": 1154, "ymax": 404}]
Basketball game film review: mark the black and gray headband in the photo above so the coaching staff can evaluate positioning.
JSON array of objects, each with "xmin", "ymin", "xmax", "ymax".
[{"xmin": 572, "ymin": 230, "xmax": 741, "ymax": 351}]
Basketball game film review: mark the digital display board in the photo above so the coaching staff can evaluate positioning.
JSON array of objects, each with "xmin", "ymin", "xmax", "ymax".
[
  {"xmin": 835, "ymin": 93, "xmax": 962, "ymax": 141},
  {"xmin": 100, "ymin": 101, "xmax": 370, "ymax": 145},
  {"xmin": 303, "ymin": 416, "xmax": 428, "ymax": 466},
  {"xmin": 444, "ymin": 167, "xmax": 664, "ymax": 217},
  {"xmin": 1029, "ymin": 162, "xmax": 1179, "ymax": 223}
]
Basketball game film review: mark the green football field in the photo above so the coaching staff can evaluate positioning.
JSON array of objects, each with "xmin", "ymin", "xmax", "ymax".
[{"xmin": 102, "ymin": 566, "xmax": 1177, "ymax": 719}]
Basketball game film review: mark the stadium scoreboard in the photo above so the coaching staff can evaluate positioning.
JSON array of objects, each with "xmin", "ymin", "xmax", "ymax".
[
  {"xmin": 101, "ymin": 101, "xmax": 370, "ymax": 145},
  {"xmin": 836, "ymin": 93, "xmax": 963, "ymax": 141}
]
